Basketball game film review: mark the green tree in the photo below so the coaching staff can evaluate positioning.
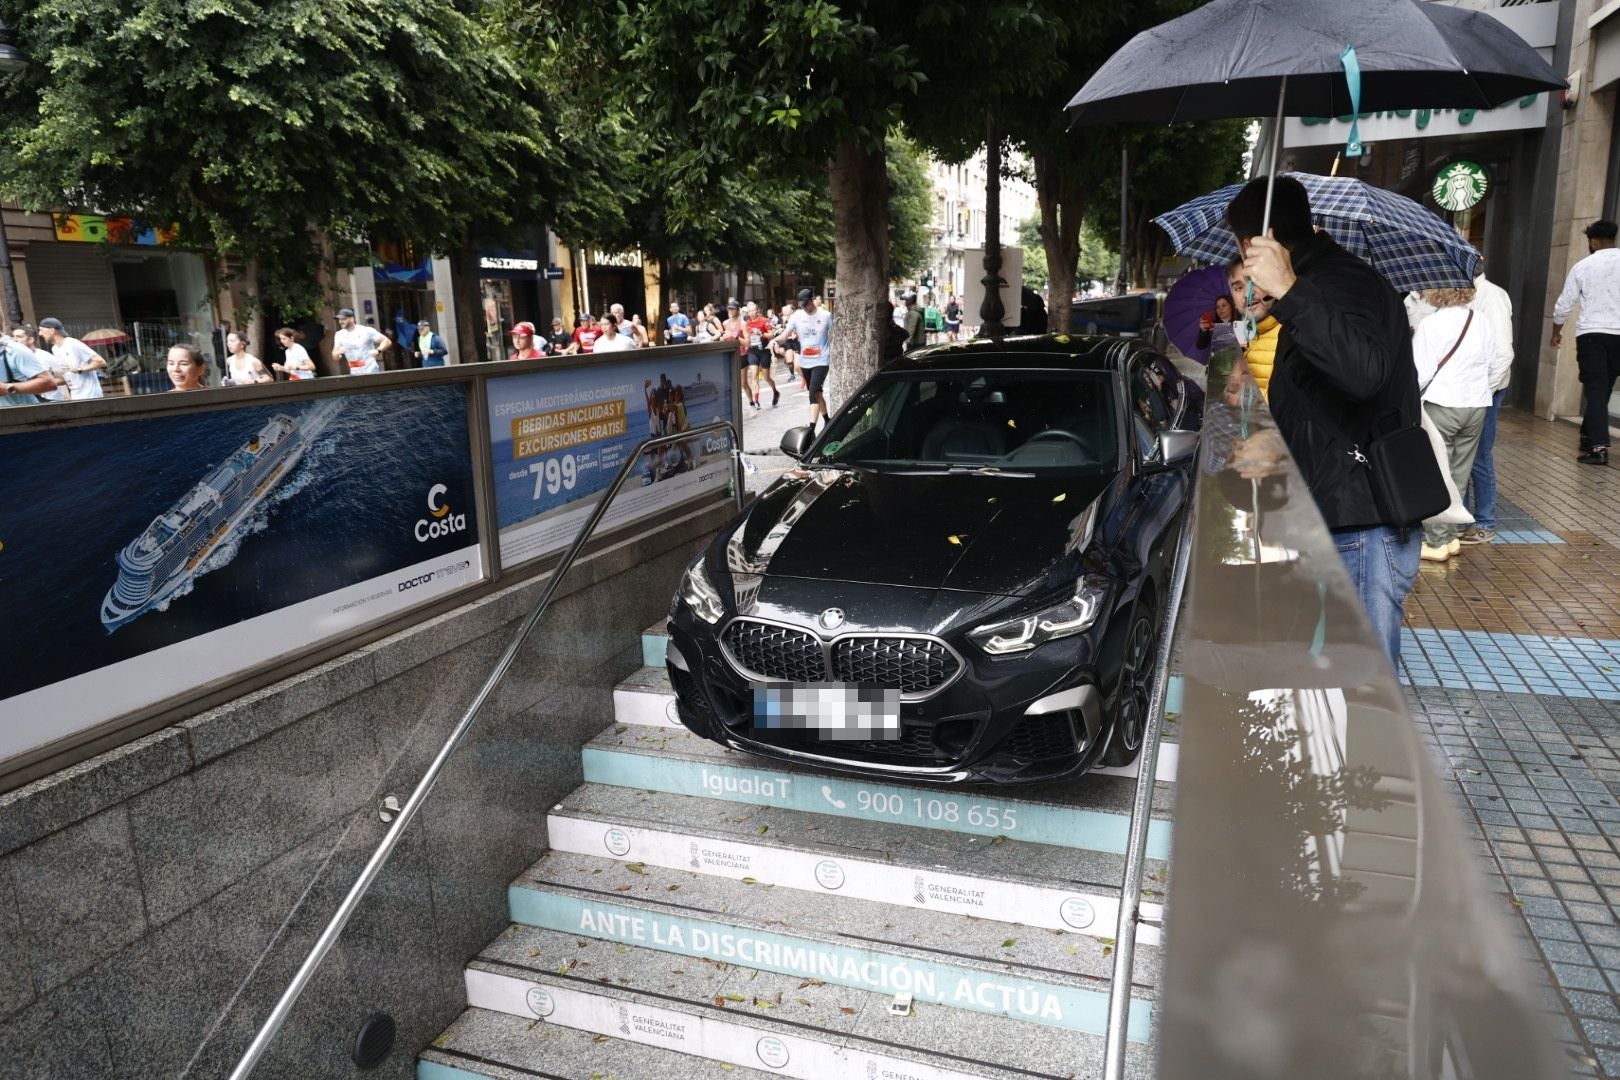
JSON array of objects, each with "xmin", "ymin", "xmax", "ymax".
[
  {"xmin": 886, "ymin": 132, "xmax": 934, "ymax": 281},
  {"xmin": 1017, "ymin": 216, "xmax": 1050, "ymax": 290},
  {"xmin": 579, "ymin": 0, "xmax": 1064, "ymax": 405},
  {"xmin": 0, "ymin": 0, "xmax": 556, "ymax": 361}
]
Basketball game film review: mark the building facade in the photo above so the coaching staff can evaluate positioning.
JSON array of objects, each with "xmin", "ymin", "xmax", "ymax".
[{"xmin": 924, "ymin": 149, "xmax": 1039, "ymax": 302}]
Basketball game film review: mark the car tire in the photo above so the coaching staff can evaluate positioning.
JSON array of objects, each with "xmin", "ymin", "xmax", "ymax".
[{"xmin": 1102, "ymin": 587, "xmax": 1158, "ymax": 768}]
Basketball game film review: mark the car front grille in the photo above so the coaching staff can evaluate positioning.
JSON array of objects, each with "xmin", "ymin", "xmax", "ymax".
[
  {"xmin": 832, "ymin": 637, "xmax": 960, "ymax": 695},
  {"xmin": 1000, "ymin": 713, "xmax": 1080, "ymax": 760},
  {"xmin": 721, "ymin": 620, "xmax": 825, "ymax": 683}
]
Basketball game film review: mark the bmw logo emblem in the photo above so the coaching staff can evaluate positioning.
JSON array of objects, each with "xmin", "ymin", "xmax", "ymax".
[{"xmin": 819, "ymin": 608, "xmax": 845, "ymax": 630}]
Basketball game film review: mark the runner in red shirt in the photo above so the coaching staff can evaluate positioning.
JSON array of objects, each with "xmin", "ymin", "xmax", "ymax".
[
  {"xmin": 569, "ymin": 313, "xmax": 600, "ymax": 354},
  {"xmin": 508, "ymin": 321, "xmax": 545, "ymax": 361},
  {"xmin": 742, "ymin": 301, "xmax": 780, "ymax": 408}
]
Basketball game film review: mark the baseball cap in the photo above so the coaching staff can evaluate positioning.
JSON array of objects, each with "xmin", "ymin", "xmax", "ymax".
[
  {"xmin": 38, "ymin": 317, "xmax": 64, "ymax": 331},
  {"xmin": 1588, "ymin": 220, "xmax": 1619, "ymax": 240},
  {"xmin": 797, "ymin": 288, "xmax": 813, "ymax": 303},
  {"xmin": 511, "ymin": 321, "xmax": 536, "ymax": 336},
  {"xmin": 337, "ymin": 307, "xmax": 356, "ymax": 318},
  {"xmin": 417, "ymin": 319, "xmax": 431, "ymax": 328}
]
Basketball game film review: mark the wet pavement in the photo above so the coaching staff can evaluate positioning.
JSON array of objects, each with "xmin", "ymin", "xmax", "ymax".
[{"xmin": 1407, "ymin": 408, "xmax": 1620, "ymax": 1078}]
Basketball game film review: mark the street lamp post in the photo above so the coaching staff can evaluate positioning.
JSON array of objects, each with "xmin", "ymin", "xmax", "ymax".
[
  {"xmin": 978, "ymin": 114, "xmax": 1006, "ymax": 342},
  {"xmin": 0, "ymin": 18, "xmax": 28, "ymax": 329}
]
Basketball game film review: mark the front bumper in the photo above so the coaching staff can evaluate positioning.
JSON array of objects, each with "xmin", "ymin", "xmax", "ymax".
[{"xmin": 665, "ymin": 603, "xmax": 1112, "ymax": 785}]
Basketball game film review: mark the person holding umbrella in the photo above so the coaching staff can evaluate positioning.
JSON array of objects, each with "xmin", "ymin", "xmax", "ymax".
[{"xmin": 1231, "ymin": 175, "xmax": 1423, "ymax": 664}]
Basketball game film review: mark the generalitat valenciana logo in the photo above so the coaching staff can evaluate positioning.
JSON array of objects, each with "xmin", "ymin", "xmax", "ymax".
[{"xmin": 416, "ymin": 484, "xmax": 466, "ymax": 542}]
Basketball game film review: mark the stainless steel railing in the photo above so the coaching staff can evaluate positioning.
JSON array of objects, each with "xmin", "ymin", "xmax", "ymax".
[{"xmin": 227, "ymin": 420, "xmax": 744, "ymax": 1080}]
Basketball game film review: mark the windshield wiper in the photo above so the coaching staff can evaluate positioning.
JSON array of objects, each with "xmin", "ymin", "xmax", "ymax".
[{"xmin": 862, "ymin": 463, "xmax": 1037, "ymax": 478}]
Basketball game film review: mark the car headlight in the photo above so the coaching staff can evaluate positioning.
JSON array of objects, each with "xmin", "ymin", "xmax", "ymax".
[
  {"xmin": 677, "ymin": 559, "xmax": 726, "ymax": 625},
  {"xmin": 969, "ymin": 577, "xmax": 1108, "ymax": 655}
]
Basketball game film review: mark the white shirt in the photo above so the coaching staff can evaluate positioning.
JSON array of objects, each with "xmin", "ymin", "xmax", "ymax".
[
  {"xmin": 1471, "ymin": 273, "xmax": 1514, "ymax": 392},
  {"xmin": 32, "ymin": 347, "xmax": 65, "ymax": 400},
  {"xmin": 1414, "ymin": 306, "xmax": 1497, "ymax": 409},
  {"xmin": 281, "ymin": 343, "xmax": 315, "ymax": 379},
  {"xmin": 1553, "ymin": 247, "xmax": 1620, "ymax": 337},
  {"xmin": 593, "ymin": 331, "xmax": 632, "ymax": 352},
  {"xmin": 333, "ymin": 325, "xmax": 386, "ymax": 375},
  {"xmin": 52, "ymin": 336, "xmax": 104, "ymax": 399},
  {"xmin": 788, "ymin": 308, "xmax": 832, "ymax": 368}
]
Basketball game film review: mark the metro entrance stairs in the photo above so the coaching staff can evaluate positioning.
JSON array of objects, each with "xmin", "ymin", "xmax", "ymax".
[{"xmin": 419, "ymin": 624, "xmax": 1175, "ymax": 1080}]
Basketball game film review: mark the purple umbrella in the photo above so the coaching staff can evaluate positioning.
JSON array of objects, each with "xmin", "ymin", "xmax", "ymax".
[{"xmin": 1162, "ymin": 265, "xmax": 1232, "ymax": 365}]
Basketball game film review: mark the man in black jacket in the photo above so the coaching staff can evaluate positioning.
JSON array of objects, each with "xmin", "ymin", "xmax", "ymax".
[{"xmin": 1228, "ymin": 176, "xmax": 1423, "ymax": 665}]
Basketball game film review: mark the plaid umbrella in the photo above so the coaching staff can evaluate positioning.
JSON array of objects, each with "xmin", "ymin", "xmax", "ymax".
[{"xmin": 1153, "ymin": 173, "xmax": 1479, "ymax": 293}]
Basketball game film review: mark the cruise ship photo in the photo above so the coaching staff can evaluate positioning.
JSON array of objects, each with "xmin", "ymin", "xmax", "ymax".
[{"xmin": 100, "ymin": 398, "xmax": 344, "ymax": 633}]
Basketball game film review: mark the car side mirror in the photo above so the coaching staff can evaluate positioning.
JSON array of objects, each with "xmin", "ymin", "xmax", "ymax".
[
  {"xmin": 1150, "ymin": 429, "xmax": 1200, "ymax": 470},
  {"xmin": 780, "ymin": 425, "xmax": 815, "ymax": 459}
]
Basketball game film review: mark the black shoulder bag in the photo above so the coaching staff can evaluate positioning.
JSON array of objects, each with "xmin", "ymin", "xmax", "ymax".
[{"xmin": 1359, "ymin": 310, "xmax": 1472, "ymax": 527}]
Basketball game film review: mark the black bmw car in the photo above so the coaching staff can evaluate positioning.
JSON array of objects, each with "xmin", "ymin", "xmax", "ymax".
[{"xmin": 665, "ymin": 335, "xmax": 1199, "ymax": 784}]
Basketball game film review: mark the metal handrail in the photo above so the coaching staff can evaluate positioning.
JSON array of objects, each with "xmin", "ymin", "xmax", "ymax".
[
  {"xmin": 1102, "ymin": 450, "xmax": 1198, "ymax": 1080},
  {"xmin": 228, "ymin": 420, "xmax": 744, "ymax": 1079}
]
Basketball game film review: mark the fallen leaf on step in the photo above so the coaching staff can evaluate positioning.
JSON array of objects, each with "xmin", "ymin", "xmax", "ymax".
[
  {"xmin": 990, "ymin": 835, "xmax": 1006, "ymax": 846},
  {"xmin": 840, "ymin": 1006, "xmax": 858, "ymax": 1015},
  {"xmin": 614, "ymin": 884, "xmax": 632, "ymax": 892},
  {"xmin": 724, "ymin": 993, "xmax": 746, "ymax": 1002},
  {"xmin": 626, "ymin": 862, "xmax": 646, "ymax": 874},
  {"xmin": 591, "ymin": 1034, "xmax": 609, "ymax": 1043},
  {"xmin": 1001, "ymin": 939, "xmax": 1017, "ymax": 948}
]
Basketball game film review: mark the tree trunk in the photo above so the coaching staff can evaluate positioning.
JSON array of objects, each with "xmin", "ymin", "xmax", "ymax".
[
  {"xmin": 1032, "ymin": 149, "xmax": 1084, "ymax": 333},
  {"xmin": 827, "ymin": 136, "xmax": 890, "ymax": 411},
  {"xmin": 450, "ymin": 230, "xmax": 483, "ymax": 364},
  {"xmin": 310, "ymin": 225, "xmax": 346, "ymax": 376}
]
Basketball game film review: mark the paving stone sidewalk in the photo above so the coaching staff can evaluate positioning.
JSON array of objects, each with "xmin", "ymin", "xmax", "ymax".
[{"xmin": 1407, "ymin": 408, "xmax": 1620, "ymax": 1077}]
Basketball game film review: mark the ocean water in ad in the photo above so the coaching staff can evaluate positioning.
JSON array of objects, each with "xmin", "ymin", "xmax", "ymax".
[{"xmin": 0, "ymin": 383, "xmax": 481, "ymax": 705}]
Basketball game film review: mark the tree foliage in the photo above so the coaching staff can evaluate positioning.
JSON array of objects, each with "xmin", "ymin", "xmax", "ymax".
[
  {"xmin": 0, "ymin": 0, "xmax": 556, "ymax": 325},
  {"xmin": 886, "ymin": 132, "xmax": 933, "ymax": 280}
]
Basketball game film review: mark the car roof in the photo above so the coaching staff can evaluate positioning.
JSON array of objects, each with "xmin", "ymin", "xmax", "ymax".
[{"xmin": 885, "ymin": 333, "xmax": 1156, "ymax": 373}]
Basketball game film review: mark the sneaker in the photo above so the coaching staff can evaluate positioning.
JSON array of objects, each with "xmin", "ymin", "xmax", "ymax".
[
  {"xmin": 772, "ymin": 389, "xmax": 781, "ymax": 407},
  {"xmin": 1420, "ymin": 543, "xmax": 1451, "ymax": 563},
  {"xmin": 1579, "ymin": 447, "xmax": 1609, "ymax": 466},
  {"xmin": 1457, "ymin": 526, "xmax": 1496, "ymax": 545},
  {"xmin": 751, "ymin": 398, "xmax": 760, "ymax": 410},
  {"xmin": 1447, "ymin": 537, "xmax": 1461, "ymax": 556}
]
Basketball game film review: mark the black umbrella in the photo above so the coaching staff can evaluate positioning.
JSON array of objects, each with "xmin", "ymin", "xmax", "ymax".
[
  {"xmin": 1065, "ymin": 0, "xmax": 1563, "ymax": 125},
  {"xmin": 1064, "ymin": 0, "xmax": 1563, "ymax": 248}
]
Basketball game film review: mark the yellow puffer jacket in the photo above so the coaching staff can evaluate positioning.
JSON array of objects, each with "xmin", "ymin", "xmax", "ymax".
[{"xmin": 1245, "ymin": 316, "xmax": 1280, "ymax": 399}]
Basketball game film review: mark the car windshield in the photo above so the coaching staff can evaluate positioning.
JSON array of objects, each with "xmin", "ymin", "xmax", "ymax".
[{"xmin": 811, "ymin": 369, "xmax": 1118, "ymax": 473}]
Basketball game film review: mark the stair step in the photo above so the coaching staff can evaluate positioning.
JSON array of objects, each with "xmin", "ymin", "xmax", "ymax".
[
  {"xmin": 509, "ymin": 851, "xmax": 1155, "ymax": 1038},
  {"xmin": 456, "ymin": 926, "xmax": 1153, "ymax": 1079},
  {"xmin": 643, "ymin": 620, "xmax": 668, "ymax": 668},
  {"xmin": 548, "ymin": 783, "xmax": 1164, "ymax": 945},
  {"xmin": 419, "ymin": 1006, "xmax": 778, "ymax": 1079},
  {"xmin": 610, "ymin": 665, "xmax": 1180, "ymax": 781},
  {"xmin": 582, "ymin": 727, "xmax": 1174, "ymax": 859}
]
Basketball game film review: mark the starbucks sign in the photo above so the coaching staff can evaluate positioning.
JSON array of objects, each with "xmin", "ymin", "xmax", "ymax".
[{"xmin": 1432, "ymin": 161, "xmax": 1489, "ymax": 213}]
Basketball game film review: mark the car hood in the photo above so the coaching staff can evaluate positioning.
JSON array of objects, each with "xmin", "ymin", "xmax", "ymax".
[{"xmin": 726, "ymin": 467, "xmax": 1115, "ymax": 596}]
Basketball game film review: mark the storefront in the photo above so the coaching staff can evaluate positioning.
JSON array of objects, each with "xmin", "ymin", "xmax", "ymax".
[{"xmin": 477, "ymin": 245, "xmax": 557, "ymax": 362}]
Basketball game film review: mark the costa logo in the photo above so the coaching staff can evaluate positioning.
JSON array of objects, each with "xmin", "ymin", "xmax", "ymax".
[{"xmin": 415, "ymin": 483, "xmax": 467, "ymax": 542}]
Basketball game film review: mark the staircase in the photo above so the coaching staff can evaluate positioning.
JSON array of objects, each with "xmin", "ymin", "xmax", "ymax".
[{"xmin": 419, "ymin": 623, "xmax": 1178, "ymax": 1080}]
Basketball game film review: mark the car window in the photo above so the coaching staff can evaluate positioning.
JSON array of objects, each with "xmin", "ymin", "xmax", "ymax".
[{"xmin": 814, "ymin": 369, "xmax": 1118, "ymax": 473}]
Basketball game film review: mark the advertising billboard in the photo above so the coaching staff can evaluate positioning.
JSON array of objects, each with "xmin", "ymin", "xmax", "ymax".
[
  {"xmin": 486, "ymin": 350, "xmax": 736, "ymax": 567},
  {"xmin": 0, "ymin": 384, "xmax": 485, "ymax": 762}
]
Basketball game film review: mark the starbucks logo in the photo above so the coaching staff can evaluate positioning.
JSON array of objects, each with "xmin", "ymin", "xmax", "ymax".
[
  {"xmin": 814, "ymin": 860, "xmax": 845, "ymax": 890},
  {"xmin": 604, "ymin": 828, "xmax": 631, "ymax": 856},
  {"xmin": 525, "ymin": 986, "xmax": 554, "ymax": 1018},
  {"xmin": 756, "ymin": 1035, "xmax": 791, "ymax": 1068},
  {"xmin": 1059, "ymin": 896, "xmax": 1096, "ymax": 930},
  {"xmin": 1432, "ymin": 160, "xmax": 1488, "ymax": 213}
]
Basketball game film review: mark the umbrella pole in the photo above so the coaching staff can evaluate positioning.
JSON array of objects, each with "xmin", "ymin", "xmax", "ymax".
[{"xmin": 1259, "ymin": 75, "xmax": 1287, "ymax": 238}]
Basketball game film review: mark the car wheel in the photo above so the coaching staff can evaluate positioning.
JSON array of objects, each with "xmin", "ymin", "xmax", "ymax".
[{"xmin": 1102, "ymin": 589, "xmax": 1158, "ymax": 768}]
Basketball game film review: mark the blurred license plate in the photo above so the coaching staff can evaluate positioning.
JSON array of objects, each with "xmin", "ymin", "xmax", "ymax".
[{"xmin": 752, "ymin": 683, "xmax": 900, "ymax": 741}]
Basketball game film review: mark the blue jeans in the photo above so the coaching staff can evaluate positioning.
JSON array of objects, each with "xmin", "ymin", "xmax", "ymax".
[
  {"xmin": 1466, "ymin": 388, "xmax": 1505, "ymax": 529},
  {"xmin": 1333, "ymin": 525, "xmax": 1421, "ymax": 666}
]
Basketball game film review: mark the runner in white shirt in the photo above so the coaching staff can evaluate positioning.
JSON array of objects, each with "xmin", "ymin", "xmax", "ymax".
[
  {"xmin": 1553, "ymin": 220, "xmax": 1620, "ymax": 463},
  {"xmin": 37, "ymin": 317, "xmax": 106, "ymax": 399},
  {"xmin": 272, "ymin": 326, "xmax": 317, "ymax": 380},
  {"xmin": 787, "ymin": 288, "xmax": 833, "ymax": 430},
  {"xmin": 332, "ymin": 308, "xmax": 390, "ymax": 375},
  {"xmin": 593, "ymin": 315, "xmax": 634, "ymax": 352}
]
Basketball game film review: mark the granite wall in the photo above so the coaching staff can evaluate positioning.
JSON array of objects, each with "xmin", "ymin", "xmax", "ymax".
[{"xmin": 0, "ymin": 503, "xmax": 727, "ymax": 1079}]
